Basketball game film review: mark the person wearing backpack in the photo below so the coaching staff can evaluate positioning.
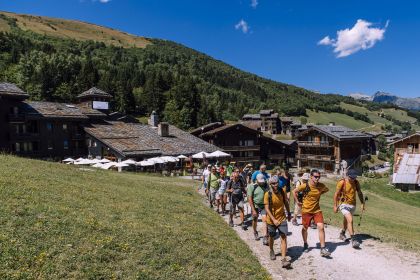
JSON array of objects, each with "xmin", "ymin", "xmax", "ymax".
[
  {"xmin": 333, "ymin": 169, "xmax": 366, "ymax": 249},
  {"xmin": 248, "ymin": 173, "xmax": 269, "ymax": 245},
  {"xmin": 293, "ymin": 169, "xmax": 331, "ymax": 257},
  {"xmin": 226, "ymin": 171, "xmax": 247, "ymax": 229},
  {"xmin": 207, "ymin": 166, "xmax": 221, "ymax": 211},
  {"xmin": 291, "ymin": 172, "xmax": 310, "ymax": 226},
  {"xmin": 265, "ymin": 176, "xmax": 292, "ymax": 268}
]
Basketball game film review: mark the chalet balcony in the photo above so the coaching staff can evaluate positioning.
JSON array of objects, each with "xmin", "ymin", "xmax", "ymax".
[
  {"xmin": 223, "ymin": 145, "xmax": 260, "ymax": 152},
  {"xmin": 11, "ymin": 132, "xmax": 40, "ymax": 139},
  {"xmin": 296, "ymin": 154, "xmax": 334, "ymax": 161},
  {"xmin": 298, "ymin": 141, "xmax": 333, "ymax": 147},
  {"xmin": 269, "ymin": 153, "xmax": 285, "ymax": 160},
  {"xmin": 8, "ymin": 114, "xmax": 26, "ymax": 122},
  {"xmin": 231, "ymin": 156, "xmax": 260, "ymax": 162},
  {"xmin": 395, "ymin": 147, "xmax": 420, "ymax": 155}
]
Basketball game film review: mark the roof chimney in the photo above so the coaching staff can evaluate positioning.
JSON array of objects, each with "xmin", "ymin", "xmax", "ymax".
[
  {"xmin": 148, "ymin": 111, "xmax": 159, "ymax": 127},
  {"xmin": 158, "ymin": 122, "xmax": 169, "ymax": 137}
]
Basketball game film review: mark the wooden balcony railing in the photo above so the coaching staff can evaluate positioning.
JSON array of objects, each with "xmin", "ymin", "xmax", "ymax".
[
  {"xmin": 296, "ymin": 154, "xmax": 334, "ymax": 161},
  {"xmin": 223, "ymin": 145, "xmax": 260, "ymax": 151},
  {"xmin": 298, "ymin": 141, "xmax": 333, "ymax": 147}
]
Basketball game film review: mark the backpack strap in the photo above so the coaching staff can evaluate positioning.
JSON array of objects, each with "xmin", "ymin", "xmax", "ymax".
[
  {"xmin": 302, "ymin": 182, "xmax": 311, "ymax": 201},
  {"xmin": 268, "ymin": 191, "xmax": 274, "ymax": 216}
]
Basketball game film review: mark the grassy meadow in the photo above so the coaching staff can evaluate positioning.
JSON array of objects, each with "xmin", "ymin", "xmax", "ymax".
[
  {"xmin": 313, "ymin": 177, "xmax": 420, "ymax": 252},
  {"xmin": 0, "ymin": 155, "xmax": 269, "ymax": 279}
]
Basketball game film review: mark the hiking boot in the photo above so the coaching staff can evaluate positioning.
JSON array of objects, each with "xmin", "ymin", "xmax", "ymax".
[
  {"xmin": 229, "ymin": 220, "xmax": 234, "ymax": 227},
  {"xmin": 292, "ymin": 219, "xmax": 298, "ymax": 226},
  {"xmin": 241, "ymin": 223, "xmax": 247, "ymax": 231},
  {"xmin": 303, "ymin": 243, "xmax": 309, "ymax": 252},
  {"xmin": 262, "ymin": 236, "xmax": 269, "ymax": 246},
  {"xmin": 339, "ymin": 230, "xmax": 346, "ymax": 241},
  {"xmin": 270, "ymin": 250, "xmax": 276, "ymax": 260},
  {"xmin": 254, "ymin": 231, "xmax": 259, "ymax": 240},
  {"xmin": 310, "ymin": 222, "xmax": 317, "ymax": 229},
  {"xmin": 281, "ymin": 258, "xmax": 291, "ymax": 268},
  {"xmin": 320, "ymin": 247, "xmax": 331, "ymax": 257},
  {"xmin": 352, "ymin": 239, "xmax": 360, "ymax": 249},
  {"xmin": 210, "ymin": 204, "xmax": 213, "ymax": 208}
]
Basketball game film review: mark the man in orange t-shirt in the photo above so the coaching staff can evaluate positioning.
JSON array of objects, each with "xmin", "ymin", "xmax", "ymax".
[
  {"xmin": 333, "ymin": 169, "xmax": 365, "ymax": 248},
  {"xmin": 293, "ymin": 169, "xmax": 331, "ymax": 257}
]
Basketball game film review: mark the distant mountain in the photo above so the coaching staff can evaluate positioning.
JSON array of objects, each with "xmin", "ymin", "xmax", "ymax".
[
  {"xmin": 348, "ymin": 93, "xmax": 373, "ymax": 101},
  {"xmin": 372, "ymin": 92, "xmax": 420, "ymax": 111}
]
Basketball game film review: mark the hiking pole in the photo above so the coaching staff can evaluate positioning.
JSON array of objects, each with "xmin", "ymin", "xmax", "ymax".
[{"xmin": 358, "ymin": 196, "xmax": 368, "ymax": 226}]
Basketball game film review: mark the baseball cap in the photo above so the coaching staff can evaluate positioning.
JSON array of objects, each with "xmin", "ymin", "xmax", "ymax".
[
  {"xmin": 256, "ymin": 173, "xmax": 266, "ymax": 183},
  {"xmin": 301, "ymin": 173, "xmax": 310, "ymax": 180},
  {"xmin": 348, "ymin": 169, "xmax": 357, "ymax": 179},
  {"xmin": 269, "ymin": 175, "xmax": 279, "ymax": 184}
]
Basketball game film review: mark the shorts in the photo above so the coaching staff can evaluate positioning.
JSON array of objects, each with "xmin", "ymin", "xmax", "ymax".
[
  {"xmin": 215, "ymin": 192, "xmax": 222, "ymax": 200},
  {"xmin": 230, "ymin": 200, "xmax": 244, "ymax": 213},
  {"xmin": 302, "ymin": 212, "xmax": 324, "ymax": 229},
  {"xmin": 294, "ymin": 203, "xmax": 301, "ymax": 216},
  {"xmin": 268, "ymin": 221, "xmax": 288, "ymax": 237},
  {"xmin": 209, "ymin": 188, "xmax": 217, "ymax": 201},
  {"xmin": 339, "ymin": 204, "xmax": 356, "ymax": 216}
]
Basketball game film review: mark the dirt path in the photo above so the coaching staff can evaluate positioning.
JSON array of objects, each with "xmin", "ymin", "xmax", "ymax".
[{"xmin": 200, "ymin": 191, "xmax": 420, "ymax": 280}]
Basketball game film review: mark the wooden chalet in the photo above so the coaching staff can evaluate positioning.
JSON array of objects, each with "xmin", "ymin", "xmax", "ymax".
[
  {"xmin": 193, "ymin": 123, "xmax": 296, "ymax": 166},
  {"xmin": 297, "ymin": 125, "xmax": 373, "ymax": 173},
  {"xmin": 242, "ymin": 109, "xmax": 281, "ymax": 134}
]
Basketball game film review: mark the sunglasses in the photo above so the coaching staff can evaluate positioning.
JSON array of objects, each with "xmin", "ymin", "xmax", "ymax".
[{"xmin": 313, "ymin": 175, "xmax": 321, "ymax": 179}]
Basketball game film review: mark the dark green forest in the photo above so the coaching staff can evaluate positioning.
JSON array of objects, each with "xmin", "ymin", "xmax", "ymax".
[{"xmin": 0, "ymin": 14, "xmax": 365, "ymax": 129}]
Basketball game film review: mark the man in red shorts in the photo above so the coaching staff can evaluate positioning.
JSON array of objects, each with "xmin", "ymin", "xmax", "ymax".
[{"xmin": 293, "ymin": 169, "xmax": 331, "ymax": 257}]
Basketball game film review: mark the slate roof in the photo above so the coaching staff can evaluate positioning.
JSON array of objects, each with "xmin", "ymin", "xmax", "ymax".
[
  {"xmin": 190, "ymin": 122, "xmax": 224, "ymax": 136},
  {"xmin": 242, "ymin": 114, "xmax": 261, "ymax": 120},
  {"xmin": 77, "ymin": 87, "xmax": 112, "ymax": 99},
  {"xmin": 241, "ymin": 120, "xmax": 262, "ymax": 131},
  {"xmin": 22, "ymin": 101, "xmax": 89, "ymax": 120},
  {"xmin": 85, "ymin": 121, "xmax": 219, "ymax": 157},
  {"xmin": 280, "ymin": 117, "xmax": 293, "ymax": 122},
  {"xmin": 303, "ymin": 125, "xmax": 371, "ymax": 140},
  {"xmin": 390, "ymin": 132, "xmax": 420, "ymax": 146},
  {"xmin": 0, "ymin": 82, "xmax": 29, "ymax": 99},
  {"xmin": 259, "ymin": 109, "xmax": 274, "ymax": 115}
]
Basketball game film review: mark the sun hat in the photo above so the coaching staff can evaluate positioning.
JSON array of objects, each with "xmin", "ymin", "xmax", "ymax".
[
  {"xmin": 348, "ymin": 169, "xmax": 358, "ymax": 179},
  {"xmin": 301, "ymin": 173, "xmax": 310, "ymax": 180},
  {"xmin": 269, "ymin": 175, "xmax": 279, "ymax": 184}
]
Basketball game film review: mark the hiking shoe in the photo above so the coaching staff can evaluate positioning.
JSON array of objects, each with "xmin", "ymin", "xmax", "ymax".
[
  {"xmin": 352, "ymin": 239, "xmax": 360, "ymax": 249},
  {"xmin": 281, "ymin": 258, "xmax": 291, "ymax": 268},
  {"xmin": 241, "ymin": 223, "xmax": 247, "ymax": 230},
  {"xmin": 292, "ymin": 219, "xmax": 298, "ymax": 226},
  {"xmin": 262, "ymin": 236, "xmax": 269, "ymax": 246},
  {"xmin": 229, "ymin": 220, "xmax": 234, "ymax": 227},
  {"xmin": 303, "ymin": 243, "xmax": 309, "ymax": 252},
  {"xmin": 210, "ymin": 204, "xmax": 213, "ymax": 208},
  {"xmin": 270, "ymin": 250, "xmax": 276, "ymax": 260},
  {"xmin": 254, "ymin": 231, "xmax": 259, "ymax": 240},
  {"xmin": 320, "ymin": 247, "xmax": 331, "ymax": 257},
  {"xmin": 310, "ymin": 222, "xmax": 317, "ymax": 229},
  {"xmin": 339, "ymin": 231, "xmax": 346, "ymax": 241}
]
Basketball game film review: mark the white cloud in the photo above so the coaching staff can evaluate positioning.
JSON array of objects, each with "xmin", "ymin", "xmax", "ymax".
[
  {"xmin": 318, "ymin": 19, "xmax": 389, "ymax": 58},
  {"xmin": 251, "ymin": 0, "xmax": 258, "ymax": 9},
  {"xmin": 235, "ymin": 19, "xmax": 250, "ymax": 34}
]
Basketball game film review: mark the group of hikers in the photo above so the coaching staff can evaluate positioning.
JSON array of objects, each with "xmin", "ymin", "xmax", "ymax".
[{"xmin": 200, "ymin": 163, "xmax": 366, "ymax": 268}]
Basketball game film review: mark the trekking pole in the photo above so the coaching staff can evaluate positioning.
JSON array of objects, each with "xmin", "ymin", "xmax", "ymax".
[{"xmin": 358, "ymin": 196, "xmax": 368, "ymax": 226}]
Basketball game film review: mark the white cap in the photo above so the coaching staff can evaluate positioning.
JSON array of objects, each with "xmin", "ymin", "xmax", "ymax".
[
  {"xmin": 301, "ymin": 173, "xmax": 310, "ymax": 180},
  {"xmin": 256, "ymin": 173, "xmax": 266, "ymax": 183}
]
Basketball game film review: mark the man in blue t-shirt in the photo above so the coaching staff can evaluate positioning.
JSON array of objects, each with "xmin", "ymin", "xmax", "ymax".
[{"xmin": 251, "ymin": 164, "xmax": 270, "ymax": 183}]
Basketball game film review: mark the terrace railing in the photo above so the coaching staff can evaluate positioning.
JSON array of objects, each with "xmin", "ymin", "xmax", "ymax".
[
  {"xmin": 223, "ymin": 145, "xmax": 260, "ymax": 151},
  {"xmin": 296, "ymin": 154, "xmax": 334, "ymax": 161},
  {"xmin": 298, "ymin": 141, "xmax": 333, "ymax": 147}
]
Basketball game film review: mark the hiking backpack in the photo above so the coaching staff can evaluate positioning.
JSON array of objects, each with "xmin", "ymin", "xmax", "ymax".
[{"xmin": 297, "ymin": 182, "xmax": 311, "ymax": 203}]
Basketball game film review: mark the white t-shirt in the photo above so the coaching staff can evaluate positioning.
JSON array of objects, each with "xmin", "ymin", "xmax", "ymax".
[{"xmin": 202, "ymin": 169, "xmax": 210, "ymax": 183}]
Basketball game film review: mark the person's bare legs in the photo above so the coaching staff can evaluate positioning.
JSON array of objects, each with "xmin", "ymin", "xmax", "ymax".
[
  {"xmin": 317, "ymin": 222, "xmax": 326, "ymax": 247},
  {"xmin": 261, "ymin": 215, "xmax": 268, "ymax": 238},
  {"xmin": 280, "ymin": 234, "xmax": 287, "ymax": 258},
  {"xmin": 238, "ymin": 207, "xmax": 244, "ymax": 224},
  {"xmin": 302, "ymin": 227, "xmax": 308, "ymax": 244},
  {"xmin": 345, "ymin": 213, "xmax": 354, "ymax": 235}
]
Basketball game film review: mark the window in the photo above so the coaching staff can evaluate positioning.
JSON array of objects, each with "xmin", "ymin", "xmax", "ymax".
[
  {"xmin": 63, "ymin": 124, "xmax": 68, "ymax": 131},
  {"xmin": 47, "ymin": 123, "xmax": 53, "ymax": 132},
  {"xmin": 48, "ymin": 140, "xmax": 53, "ymax": 150},
  {"xmin": 14, "ymin": 143, "xmax": 20, "ymax": 152},
  {"xmin": 64, "ymin": 140, "xmax": 69, "ymax": 150},
  {"xmin": 240, "ymin": 140, "xmax": 254, "ymax": 146}
]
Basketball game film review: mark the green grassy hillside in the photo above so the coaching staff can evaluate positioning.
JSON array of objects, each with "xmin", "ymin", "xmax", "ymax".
[
  {"xmin": 0, "ymin": 11, "xmax": 150, "ymax": 48},
  {"xmin": 0, "ymin": 155, "xmax": 268, "ymax": 279}
]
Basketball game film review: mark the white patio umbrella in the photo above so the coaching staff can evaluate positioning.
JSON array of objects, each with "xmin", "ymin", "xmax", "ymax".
[
  {"xmin": 159, "ymin": 156, "xmax": 177, "ymax": 163},
  {"xmin": 122, "ymin": 159, "xmax": 137, "ymax": 165},
  {"xmin": 90, "ymin": 158, "xmax": 101, "ymax": 164},
  {"xmin": 115, "ymin": 162, "xmax": 129, "ymax": 168},
  {"xmin": 74, "ymin": 159, "xmax": 93, "ymax": 165},
  {"xmin": 99, "ymin": 158, "xmax": 111, "ymax": 163},
  {"xmin": 192, "ymin": 151, "xmax": 213, "ymax": 159},
  {"xmin": 62, "ymin": 157, "xmax": 74, "ymax": 163},
  {"xmin": 209, "ymin": 150, "xmax": 231, "ymax": 158},
  {"xmin": 75, "ymin": 157, "xmax": 84, "ymax": 162},
  {"xmin": 101, "ymin": 162, "xmax": 116, "ymax": 170},
  {"xmin": 148, "ymin": 157, "xmax": 165, "ymax": 164},
  {"xmin": 138, "ymin": 160, "xmax": 154, "ymax": 166},
  {"xmin": 177, "ymin": 155, "xmax": 188, "ymax": 159},
  {"xmin": 92, "ymin": 163, "xmax": 104, "ymax": 168}
]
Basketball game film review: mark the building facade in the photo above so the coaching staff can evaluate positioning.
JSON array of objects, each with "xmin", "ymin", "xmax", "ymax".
[
  {"xmin": 297, "ymin": 125, "xmax": 373, "ymax": 174},
  {"xmin": 242, "ymin": 109, "xmax": 281, "ymax": 134}
]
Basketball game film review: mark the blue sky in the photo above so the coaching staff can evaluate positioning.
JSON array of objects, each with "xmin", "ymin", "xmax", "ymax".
[{"xmin": 1, "ymin": 0, "xmax": 420, "ymax": 98}]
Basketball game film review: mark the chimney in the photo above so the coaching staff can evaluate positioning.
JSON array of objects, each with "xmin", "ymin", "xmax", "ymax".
[
  {"xmin": 148, "ymin": 111, "xmax": 159, "ymax": 127},
  {"xmin": 158, "ymin": 122, "xmax": 169, "ymax": 137}
]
